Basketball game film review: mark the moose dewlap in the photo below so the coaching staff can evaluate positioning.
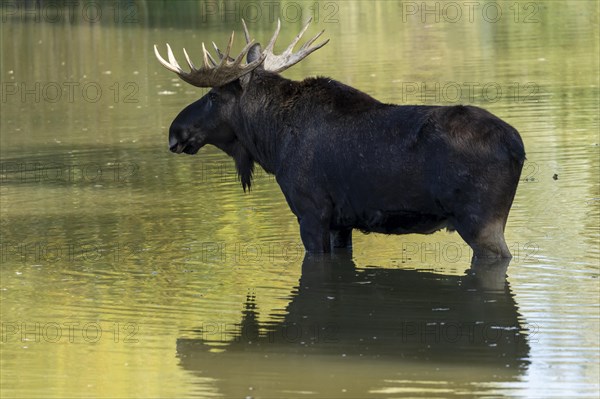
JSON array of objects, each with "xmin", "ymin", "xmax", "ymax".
[{"xmin": 155, "ymin": 19, "xmax": 525, "ymax": 260}]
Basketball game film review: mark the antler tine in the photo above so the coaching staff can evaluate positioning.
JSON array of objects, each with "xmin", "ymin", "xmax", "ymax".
[
  {"xmin": 282, "ymin": 17, "xmax": 312, "ymax": 55},
  {"xmin": 212, "ymin": 42, "xmax": 219, "ymax": 57},
  {"xmin": 213, "ymin": 41, "xmax": 235, "ymax": 63},
  {"xmin": 221, "ymin": 31, "xmax": 235, "ymax": 65},
  {"xmin": 241, "ymin": 19, "xmax": 252, "ymax": 45},
  {"xmin": 166, "ymin": 44, "xmax": 183, "ymax": 72},
  {"xmin": 212, "ymin": 42, "xmax": 223, "ymax": 60},
  {"xmin": 182, "ymin": 48, "xmax": 197, "ymax": 70},
  {"xmin": 301, "ymin": 29, "xmax": 327, "ymax": 50},
  {"xmin": 154, "ymin": 44, "xmax": 182, "ymax": 74},
  {"xmin": 264, "ymin": 18, "xmax": 281, "ymax": 53},
  {"xmin": 201, "ymin": 43, "xmax": 218, "ymax": 67},
  {"xmin": 200, "ymin": 43, "xmax": 209, "ymax": 68},
  {"xmin": 262, "ymin": 18, "xmax": 329, "ymax": 73}
]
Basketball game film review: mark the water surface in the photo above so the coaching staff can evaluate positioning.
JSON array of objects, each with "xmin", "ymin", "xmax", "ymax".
[{"xmin": 1, "ymin": 1, "xmax": 598, "ymax": 398}]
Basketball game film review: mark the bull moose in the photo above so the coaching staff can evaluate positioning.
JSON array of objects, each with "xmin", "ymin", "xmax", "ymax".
[{"xmin": 154, "ymin": 19, "xmax": 525, "ymax": 259}]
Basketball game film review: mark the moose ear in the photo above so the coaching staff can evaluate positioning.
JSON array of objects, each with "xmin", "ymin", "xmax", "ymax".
[
  {"xmin": 240, "ymin": 43, "xmax": 263, "ymax": 90},
  {"xmin": 247, "ymin": 43, "xmax": 263, "ymax": 64}
]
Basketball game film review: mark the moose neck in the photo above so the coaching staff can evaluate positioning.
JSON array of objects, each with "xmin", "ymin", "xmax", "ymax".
[
  {"xmin": 227, "ymin": 71, "xmax": 384, "ymax": 187},
  {"xmin": 233, "ymin": 72, "xmax": 294, "ymax": 175}
]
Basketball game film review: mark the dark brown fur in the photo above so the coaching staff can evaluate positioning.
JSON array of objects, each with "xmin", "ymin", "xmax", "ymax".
[{"xmin": 166, "ymin": 67, "xmax": 525, "ymax": 259}]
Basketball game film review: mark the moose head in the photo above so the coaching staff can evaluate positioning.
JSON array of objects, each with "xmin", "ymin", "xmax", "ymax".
[{"xmin": 154, "ymin": 19, "xmax": 328, "ymax": 190}]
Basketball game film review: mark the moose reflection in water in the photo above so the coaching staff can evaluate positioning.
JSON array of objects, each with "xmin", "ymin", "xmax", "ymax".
[{"xmin": 177, "ymin": 256, "xmax": 530, "ymax": 396}]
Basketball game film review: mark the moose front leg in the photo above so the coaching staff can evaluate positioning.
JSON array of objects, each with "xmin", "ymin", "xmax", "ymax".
[
  {"xmin": 331, "ymin": 229, "xmax": 352, "ymax": 250},
  {"xmin": 298, "ymin": 213, "xmax": 332, "ymax": 253}
]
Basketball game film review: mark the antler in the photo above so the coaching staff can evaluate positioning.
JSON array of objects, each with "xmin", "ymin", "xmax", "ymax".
[
  {"xmin": 154, "ymin": 31, "xmax": 265, "ymax": 88},
  {"xmin": 155, "ymin": 19, "xmax": 328, "ymax": 86},
  {"xmin": 242, "ymin": 17, "xmax": 329, "ymax": 73}
]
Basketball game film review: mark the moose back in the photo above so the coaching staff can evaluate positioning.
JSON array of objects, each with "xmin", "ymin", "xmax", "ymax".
[{"xmin": 155, "ymin": 19, "xmax": 525, "ymax": 259}]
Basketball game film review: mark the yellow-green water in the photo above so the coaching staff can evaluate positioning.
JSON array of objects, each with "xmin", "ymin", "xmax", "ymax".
[{"xmin": 1, "ymin": 1, "xmax": 598, "ymax": 397}]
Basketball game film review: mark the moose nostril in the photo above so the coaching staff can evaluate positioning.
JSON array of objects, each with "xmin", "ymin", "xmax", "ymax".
[
  {"xmin": 169, "ymin": 134, "xmax": 186, "ymax": 153},
  {"xmin": 170, "ymin": 143, "xmax": 185, "ymax": 154}
]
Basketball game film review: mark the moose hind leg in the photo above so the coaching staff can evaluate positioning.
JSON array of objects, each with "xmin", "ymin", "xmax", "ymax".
[
  {"xmin": 475, "ymin": 220, "xmax": 511, "ymax": 259},
  {"xmin": 453, "ymin": 216, "xmax": 511, "ymax": 260}
]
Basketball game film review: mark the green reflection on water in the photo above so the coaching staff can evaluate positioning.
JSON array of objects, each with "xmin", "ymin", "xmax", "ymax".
[{"xmin": 1, "ymin": 1, "xmax": 598, "ymax": 398}]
